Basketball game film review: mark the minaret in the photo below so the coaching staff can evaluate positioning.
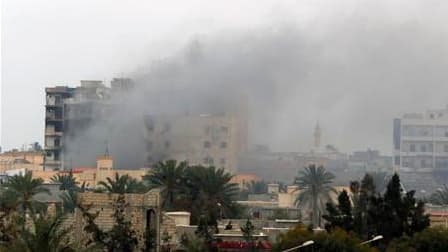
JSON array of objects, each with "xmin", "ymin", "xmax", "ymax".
[{"xmin": 313, "ymin": 121, "xmax": 321, "ymax": 149}]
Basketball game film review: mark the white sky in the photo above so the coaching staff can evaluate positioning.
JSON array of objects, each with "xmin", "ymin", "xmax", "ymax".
[
  {"xmin": 2, "ymin": 0, "xmax": 447, "ymax": 154},
  {"xmin": 1, "ymin": 0, "xmax": 304, "ymax": 150}
]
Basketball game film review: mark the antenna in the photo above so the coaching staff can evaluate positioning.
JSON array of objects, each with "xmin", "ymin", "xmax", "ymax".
[{"xmin": 104, "ymin": 140, "xmax": 109, "ymax": 157}]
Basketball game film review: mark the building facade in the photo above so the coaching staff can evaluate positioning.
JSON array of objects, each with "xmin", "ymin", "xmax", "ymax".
[
  {"xmin": 44, "ymin": 79, "xmax": 133, "ymax": 170},
  {"xmin": 143, "ymin": 113, "xmax": 247, "ymax": 174},
  {"xmin": 393, "ymin": 107, "xmax": 448, "ymax": 193},
  {"xmin": 0, "ymin": 150, "xmax": 44, "ymax": 173}
]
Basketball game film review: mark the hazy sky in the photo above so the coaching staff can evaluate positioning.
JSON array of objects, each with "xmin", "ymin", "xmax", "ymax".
[{"xmin": 2, "ymin": 0, "xmax": 448, "ymax": 155}]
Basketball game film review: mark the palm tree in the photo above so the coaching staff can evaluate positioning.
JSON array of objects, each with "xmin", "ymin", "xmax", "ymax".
[
  {"xmin": 2, "ymin": 214, "xmax": 75, "ymax": 252},
  {"xmin": 429, "ymin": 185, "xmax": 448, "ymax": 205},
  {"xmin": 50, "ymin": 171, "xmax": 78, "ymax": 191},
  {"xmin": 185, "ymin": 165, "xmax": 239, "ymax": 224},
  {"xmin": 143, "ymin": 160, "xmax": 188, "ymax": 209},
  {"xmin": 4, "ymin": 171, "xmax": 50, "ymax": 220},
  {"xmin": 97, "ymin": 173, "xmax": 146, "ymax": 194},
  {"xmin": 294, "ymin": 164, "xmax": 336, "ymax": 228}
]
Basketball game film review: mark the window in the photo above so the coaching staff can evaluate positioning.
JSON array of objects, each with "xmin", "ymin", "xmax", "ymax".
[
  {"xmin": 220, "ymin": 158, "xmax": 226, "ymax": 165},
  {"xmin": 203, "ymin": 141, "xmax": 211, "ymax": 148},
  {"xmin": 410, "ymin": 144, "xmax": 416, "ymax": 152},
  {"xmin": 421, "ymin": 159, "xmax": 427, "ymax": 168},
  {"xmin": 46, "ymin": 151, "xmax": 52, "ymax": 157},
  {"xmin": 55, "ymin": 138, "xmax": 60, "ymax": 147},
  {"xmin": 55, "ymin": 96, "xmax": 62, "ymax": 105},
  {"xmin": 145, "ymin": 118, "xmax": 155, "ymax": 132},
  {"xmin": 444, "ymin": 144, "xmax": 448, "ymax": 153},
  {"xmin": 203, "ymin": 157, "xmax": 214, "ymax": 165},
  {"xmin": 221, "ymin": 126, "xmax": 229, "ymax": 133},
  {"xmin": 220, "ymin": 142, "xmax": 227, "ymax": 148},
  {"xmin": 164, "ymin": 141, "xmax": 170, "ymax": 148},
  {"xmin": 162, "ymin": 122, "xmax": 171, "ymax": 133},
  {"xmin": 420, "ymin": 144, "xmax": 427, "ymax": 152},
  {"xmin": 204, "ymin": 126, "xmax": 211, "ymax": 135},
  {"xmin": 146, "ymin": 141, "xmax": 153, "ymax": 150}
]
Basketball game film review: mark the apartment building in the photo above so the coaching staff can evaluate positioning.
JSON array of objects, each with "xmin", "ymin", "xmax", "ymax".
[
  {"xmin": 393, "ymin": 107, "xmax": 448, "ymax": 194},
  {"xmin": 393, "ymin": 107, "xmax": 448, "ymax": 172},
  {"xmin": 143, "ymin": 113, "xmax": 247, "ymax": 174},
  {"xmin": 44, "ymin": 80, "xmax": 128, "ymax": 170}
]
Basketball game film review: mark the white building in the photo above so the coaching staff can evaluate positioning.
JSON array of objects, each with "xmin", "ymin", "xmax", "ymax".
[{"xmin": 393, "ymin": 106, "xmax": 448, "ymax": 194}]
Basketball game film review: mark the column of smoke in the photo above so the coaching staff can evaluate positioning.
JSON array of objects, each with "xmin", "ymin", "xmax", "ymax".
[{"xmin": 64, "ymin": 1, "xmax": 448, "ymax": 169}]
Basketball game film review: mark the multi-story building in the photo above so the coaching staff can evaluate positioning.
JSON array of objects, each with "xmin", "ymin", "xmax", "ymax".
[
  {"xmin": 143, "ymin": 113, "xmax": 247, "ymax": 174},
  {"xmin": 393, "ymin": 106, "xmax": 448, "ymax": 193},
  {"xmin": 44, "ymin": 86, "xmax": 76, "ymax": 170},
  {"xmin": 44, "ymin": 80, "xmax": 116, "ymax": 170}
]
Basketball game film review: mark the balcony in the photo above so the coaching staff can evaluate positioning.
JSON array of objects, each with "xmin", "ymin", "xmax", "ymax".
[
  {"xmin": 45, "ymin": 113, "xmax": 64, "ymax": 122},
  {"xmin": 45, "ymin": 129, "xmax": 63, "ymax": 136},
  {"xmin": 45, "ymin": 145, "xmax": 62, "ymax": 151}
]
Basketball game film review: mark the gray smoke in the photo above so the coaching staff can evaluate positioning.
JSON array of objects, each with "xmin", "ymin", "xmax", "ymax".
[{"xmin": 64, "ymin": 0, "xmax": 448, "ymax": 169}]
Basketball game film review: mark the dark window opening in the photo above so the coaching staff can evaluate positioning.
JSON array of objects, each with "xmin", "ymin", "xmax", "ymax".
[{"xmin": 54, "ymin": 138, "xmax": 61, "ymax": 147}]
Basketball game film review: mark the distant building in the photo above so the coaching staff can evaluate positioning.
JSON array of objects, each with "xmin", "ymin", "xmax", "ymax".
[
  {"xmin": 0, "ymin": 150, "xmax": 44, "ymax": 173},
  {"xmin": 393, "ymin": 106, "xmax": 448, "ymax": 194},
  {"xmin": 34, "ymin": 155, "xmax": 147, "ymax": 188},
  {"xmin": 143, "ymin": 112, "xmax": 247, "ymax": 174},
  {"xmin": 348, "ymin": 149, "xmax": 392, "ymax": 173},
  {"xmin": 238, "ymin": 122, "xmax": 348, "ymax": 183}
]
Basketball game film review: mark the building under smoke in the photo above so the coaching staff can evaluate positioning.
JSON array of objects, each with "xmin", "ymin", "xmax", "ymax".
[
  {"xmin": 393, "ymin": 106, "xmax": 448, "ymax": 194},
  {"xmin": 44, "ymin": 78, "xmax": 248, "ymax": 172},
  {"xmin": 44, "ymin": 79, "xmax": 133, "ymax": 170},
  {"xmin": 143, "ymin": 113, "xmax": 247, "ymax": 173}
]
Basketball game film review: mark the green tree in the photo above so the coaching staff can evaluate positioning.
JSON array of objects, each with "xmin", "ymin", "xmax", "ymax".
[
  {"xmin": 351, "ymin": 173, "xmax": 429, "ymax": 242},
  {"xmin": 0, "ymin": 214, "xmax": 75, "ymax": 252},
  {"xmin": 387, "ymin": 227, "xmax": 448, "ymax": 252},
  {"xmin": 77, "ymin": 194, "xmax": 139, "ymax": 252},
  {"xmin": 323, "ymin": 190, "xmax": 354, "ymax": 232},
  {"xmin": 185, "ymin": 165, "xmax": 239, "ymax": 224},
  {"xmin": 143, "ymin": 160, "xmax": 187, "ymax": 210},
  {"xmin": 50, "ymin": 171, "xmax": 78, "ymax": 191},
  {"xmin": 106, "ymin": 194, "xmax": 139, "ymax": 252},
  {"xmin": 98, "ymin": 173, "xmax": 146, "ymax": 194},
  {"xmin": 241, "ymin": 219, "xmax": 256, "ymax": 251},
  {"xmin": 273, "ymin": 225, "xmax": 375, "ymax": 252},
  {"xmin": 369, "ymin": 172, "xmax": 390, "ymax": 195},
  {"xmin": 428, "ymin": 185, "xmax": 448, "ymax": 205},
  {"xmin": 4, "ymin": 171, "xmax": 50, "ymax": 222},
  {"xmin": 294, "ymin": 164, "xmax": 336, "ymax": 228}
]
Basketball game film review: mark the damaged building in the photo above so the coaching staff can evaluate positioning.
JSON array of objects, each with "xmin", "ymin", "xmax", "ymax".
[{"xmin": 44, "ymin": 79, "xmax": 134, "ymax": 170}]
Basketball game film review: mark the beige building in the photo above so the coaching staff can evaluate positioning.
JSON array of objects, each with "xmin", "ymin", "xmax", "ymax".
[
  {"xmin": 32, "ymin": 155, "xmax": 147, "ymax": 188},
  {"xmin": 144, "ymin": 113, "xmax": 247, "ymax": 174},
  {"xmin": 0, "ymin": 150, "xmax": 44, "ymax": 173}
]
